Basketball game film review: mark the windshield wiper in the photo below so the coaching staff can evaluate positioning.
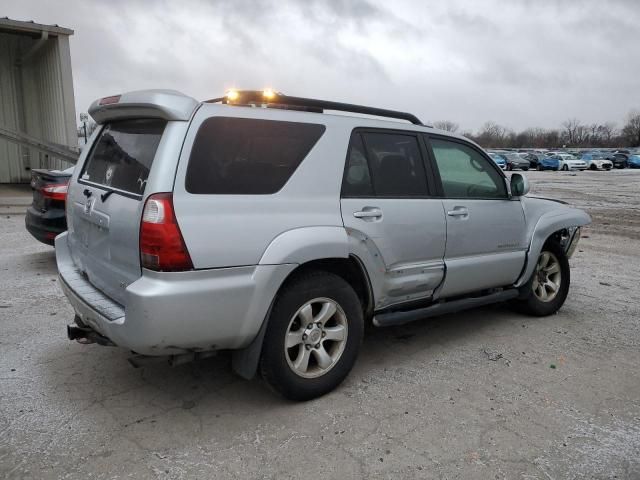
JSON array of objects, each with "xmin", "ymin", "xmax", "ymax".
[{"xmin": 101, "ymin": 190, "xmax": 115, "ymax": 202}]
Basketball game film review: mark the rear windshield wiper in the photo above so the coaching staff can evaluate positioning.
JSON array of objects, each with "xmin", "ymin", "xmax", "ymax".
[{"xmin": 101, "ymin": 190, "xmax": 115, "ymax": 202}]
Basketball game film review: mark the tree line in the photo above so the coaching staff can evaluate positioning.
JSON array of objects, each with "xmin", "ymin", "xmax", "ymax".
[{"xmin": 432, "ymin": 110, "xmax": 640, "ymax": 149}]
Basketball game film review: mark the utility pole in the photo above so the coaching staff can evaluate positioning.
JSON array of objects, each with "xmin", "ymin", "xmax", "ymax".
[{"xmin": 79, "ymin": 112, "xmax": 88, "ymax": 144}]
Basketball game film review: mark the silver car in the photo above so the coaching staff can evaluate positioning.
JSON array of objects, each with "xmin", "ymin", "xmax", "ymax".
[{"xmin": 57, "ymin": 89, "xmax": 590, "ymax": 400}]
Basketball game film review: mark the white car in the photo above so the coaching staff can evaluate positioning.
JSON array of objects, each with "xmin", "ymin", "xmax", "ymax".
[
  {"xmin": 580, "ymin": 153, "xmax": 613, "ymax": 171},
  {"xmin": 549, "ymin": 153, "xmax": 588, "ymax": 171}
]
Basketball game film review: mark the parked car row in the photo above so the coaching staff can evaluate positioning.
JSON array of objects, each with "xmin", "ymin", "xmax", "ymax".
[{"xmin": 485, "ymin": 149, "xmax": 640, "ymax": 171}]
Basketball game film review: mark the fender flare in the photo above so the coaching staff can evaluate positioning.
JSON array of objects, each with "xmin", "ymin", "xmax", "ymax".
[
  {"xmin": 514, "ymin": 209, "xmax": 590, "ymax": 288},
  {"xmin": 258, "ymin": 226, "xmax": 349, "ymax": 265},
  {"xmin": 232, "ymin": 226, "xmax": 349, "ymax": 379}
]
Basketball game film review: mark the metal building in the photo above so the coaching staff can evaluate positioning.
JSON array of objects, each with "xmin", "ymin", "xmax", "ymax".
[{"xmin": 0, "ymin": 18, "xmax": 77, "ymax": 183}]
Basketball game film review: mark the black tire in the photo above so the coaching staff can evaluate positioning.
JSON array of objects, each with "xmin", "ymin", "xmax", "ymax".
[
  {"xmin": 512, "ymin": 240, "xmax": 570, "ymax": 316},
  {"xmin": 537, "ymin": 164, "xmax": 543, "ymax": 171},
  {"xmin": 522, "ymin": 167, "xmax": 529, "ymax": 171},
  {"xmin": 590, "ymin": 164, "xmax": 597, "ymax": 171},
  {"xmin": 260, "ymin": 271, "xmax": 364, "ymax": 401},
  {"xmin": 562, "ymin": 164, "xmax": 569, "ymax": 171}
]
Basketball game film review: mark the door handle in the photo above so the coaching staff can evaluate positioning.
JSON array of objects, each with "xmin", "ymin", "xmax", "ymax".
[
  {"xmin": 447, "ymin": 207, "xmax": 469, "ymax": 217},
  {"xmin": 353, "ymin": 209, "xmax": 382, "ymax": 219}
]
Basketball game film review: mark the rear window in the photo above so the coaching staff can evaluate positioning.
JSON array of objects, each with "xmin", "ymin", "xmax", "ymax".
[
  {"xmin": 185, "ymin": 117, "xmax": 325, "ymax": 194},
  {"xmin": 80, "ymin": 119, "xmax": 166, "ymax": 195}
]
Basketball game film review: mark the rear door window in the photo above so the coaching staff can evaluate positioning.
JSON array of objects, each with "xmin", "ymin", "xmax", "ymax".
[
  {"xmin": 186, "ymin": 117, "xmax": 325, "ymax": 194},
  {"xmin": 80, "ymin": 119, "xmax": 166, "ymax": 195},
  {"xmin": 342, "ymin": 132, "xmax": 429, "ymax": 197}
]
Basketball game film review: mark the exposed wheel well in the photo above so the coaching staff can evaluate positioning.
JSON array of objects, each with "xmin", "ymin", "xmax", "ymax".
[{"xmin": 280, "ymin": 256, "xmax": 374, "ymax": 321}]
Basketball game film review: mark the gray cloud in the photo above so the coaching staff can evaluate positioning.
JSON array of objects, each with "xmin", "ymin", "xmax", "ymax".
[{"xmin": 3, "ymin": 0, "xmax": 640, "ymax": 131}]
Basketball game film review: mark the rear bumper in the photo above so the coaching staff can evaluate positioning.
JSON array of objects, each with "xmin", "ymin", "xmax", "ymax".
[
  {"xmin": 56, "ymin": 232, "xmax": 295, "ymax": 356},
  {"xmin": 25, "ymin": 206, "xmax": 66, "ymax": 245}
]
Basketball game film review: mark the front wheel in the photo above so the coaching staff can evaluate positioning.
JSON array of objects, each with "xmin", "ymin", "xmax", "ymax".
[
  {"xmin": 260, "ymin": 271, "xmax": 364, "ymax": 401},
  {"xmin": 562, "ymin": 164, "xmax": 569, "ymax": 171},
  {"xmin": 512, "ymin": 241, "xmax": 570, "ymax": 316}
]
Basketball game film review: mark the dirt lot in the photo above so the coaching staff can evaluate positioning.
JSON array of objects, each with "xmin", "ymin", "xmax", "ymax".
[{"xmin": 1, "ymin": 169, "xmax": 639, "ymax": 479}]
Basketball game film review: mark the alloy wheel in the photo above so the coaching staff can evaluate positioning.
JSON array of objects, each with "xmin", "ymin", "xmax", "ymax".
[
  {"xmin": 532, "ymin": 251, "xmax": 562, "ymax": 303},
  {"xmin": 284, "ymin": 298, "xmax": 348, "ymax": 378}
]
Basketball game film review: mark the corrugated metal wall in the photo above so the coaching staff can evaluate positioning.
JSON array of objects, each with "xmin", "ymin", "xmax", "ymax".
[
  {"xmin": 0, "ymin": 31, "xmax": 76, "ymax": 183},
  {"xmin": 0, "ymin": 33, "xmax": 24, "ymax": 183}
]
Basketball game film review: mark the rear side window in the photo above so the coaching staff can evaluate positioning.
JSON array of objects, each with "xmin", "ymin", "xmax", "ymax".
[
  {"xmin": 186, "ymin": 117, "xmax": 325, "ymax": 194},
  {"xmin": 342, "ymin": 132, "xmax": 429, "ymax": 197},
  {"xmin": 81, "ymin": 119, "xmax": 166, "ymax": 195}
]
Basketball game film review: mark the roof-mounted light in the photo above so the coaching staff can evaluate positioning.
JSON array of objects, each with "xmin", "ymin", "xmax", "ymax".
[
  {"xmin": 225, "ymin": 89, "xmax": 239, "ymax": 102},
  {"xmin": 263, "ymin": 88, "xmax": 276, "ymax": 100}
]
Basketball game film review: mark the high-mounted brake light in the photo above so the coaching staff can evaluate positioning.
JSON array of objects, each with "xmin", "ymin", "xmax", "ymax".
[
  {"xmin": 41, "ymin": 183, "xmax": 68, "ymax": 201},
  {"xmin": 99, "ymin": 95, "xmax": 121, "ymax": 105},
  {"xmin": 140, "ymin": 193, "xmax": 193, "ymax": 272}
]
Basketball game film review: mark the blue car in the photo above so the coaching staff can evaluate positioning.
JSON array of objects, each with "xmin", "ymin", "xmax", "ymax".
[
  {"xmin": 525, "ymin": 152, "xmax": 559, "ymax": 171},
  {"xmin": 628, "ymin": 154, "xmax": 640, "ymax": 168},
  {"xmin": 487, "ymin": 152, "xmax": 506, "ymax": 170}
]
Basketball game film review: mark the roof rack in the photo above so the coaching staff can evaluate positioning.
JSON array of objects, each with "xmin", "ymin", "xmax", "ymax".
[{"xmin": 204, "ymin": 90, "xmax": 423, "ymax": 126}]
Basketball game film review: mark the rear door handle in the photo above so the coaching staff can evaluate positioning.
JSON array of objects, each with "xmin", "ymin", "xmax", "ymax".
[
  {"xmin": 353, "ymin": 208, "xmax": 382, "ymax": 219},
  {"xmin": 447, "ymin": 207, "xmax": 469, "ymax": 217}
]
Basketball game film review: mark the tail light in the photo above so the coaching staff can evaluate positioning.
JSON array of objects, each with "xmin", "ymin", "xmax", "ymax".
[
  {"xmin": 140, "ymin": 193, "xmax": 193, "ymax": 271},
  {"xmin": 41, "ymin": 183, "xmax": 69, "ymax": 201}
]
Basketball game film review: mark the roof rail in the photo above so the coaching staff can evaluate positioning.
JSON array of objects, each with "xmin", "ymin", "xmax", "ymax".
[{"xmin": 204, "ymin": 90, "xmax": 423, "ymax": 126}]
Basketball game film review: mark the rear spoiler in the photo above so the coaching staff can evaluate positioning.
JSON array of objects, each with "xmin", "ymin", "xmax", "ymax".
[{"xmin": 88, "ymin": 90, "xmax": 199, "ymax": 124}]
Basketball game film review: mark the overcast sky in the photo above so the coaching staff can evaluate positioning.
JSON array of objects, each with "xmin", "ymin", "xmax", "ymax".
[{"xmin": 5, "ymin": 0, "xmax": 640, "ymax": 131}]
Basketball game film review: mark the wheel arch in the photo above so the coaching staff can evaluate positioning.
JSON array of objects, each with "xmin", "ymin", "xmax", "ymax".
[
  {"xmin": 232, "ymin": 252, "xmax": 374, "ymax": 380},
  {"xmin": 514, "ymin": 209, "xmax": 590, "ymax": 288}
]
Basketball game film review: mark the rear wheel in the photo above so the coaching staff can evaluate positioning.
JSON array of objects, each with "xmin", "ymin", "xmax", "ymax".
[
  {"xmin": 260, "ymin": 271, "xmax": 364, "ymax": 401},
  {"xmin": 512, "ymin": 241, "xmax": 570, "ymax": 316}
]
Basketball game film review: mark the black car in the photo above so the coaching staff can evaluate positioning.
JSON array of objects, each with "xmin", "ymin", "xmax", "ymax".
[
  {"xmin": 606, "ymin": 152, "xmax": 629, "ymax": 169},
  {"xmin": 499, "ymin": 152, "xmax": 530, "ymax": 171},
  {"xmin": 25, "ymin": 166, "xmax": 73, "ymax": 245}
]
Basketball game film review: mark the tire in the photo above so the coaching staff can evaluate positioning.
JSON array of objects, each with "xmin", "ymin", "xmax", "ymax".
[
  {"xmin": 522, "ymin": 167, "xmax": 529, "ymax": 171},
  {"xmin": 512, "ymin": 240, "xmax": 570, "ymax": 316},
  {"xmin": 562, "ymin": 164, "xmax": 569, "ymax": 171},
  {"xmin": 537, "ymin": 164, "xmax": 543, "ymax": 171},
  {"xmin": 590, "ymin": 164, "xmax": 597, "ymax": 171},
  {"xmin": 260, "ymin": 271, "xmax": 364, "ymax": 401}
]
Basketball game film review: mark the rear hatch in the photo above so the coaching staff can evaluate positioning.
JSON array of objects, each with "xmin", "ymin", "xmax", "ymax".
[{"xmin": 66, "ymin": 119, "xmax": 167, "ymax": 305}]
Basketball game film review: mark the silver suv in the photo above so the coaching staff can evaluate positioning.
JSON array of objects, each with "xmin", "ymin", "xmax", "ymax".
[{"xmin": 57, "ymin": 89, "xmax": 590, "ymax": 400}]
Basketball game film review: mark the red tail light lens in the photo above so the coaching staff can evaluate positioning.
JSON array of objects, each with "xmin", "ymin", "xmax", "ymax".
[
  {"xmin": 41, "ymin": 183, "xmax": 68, "ymax": 201},
  {"xmin": 140, "ymin": 193, "xmax": 193, "ymax": 272}
]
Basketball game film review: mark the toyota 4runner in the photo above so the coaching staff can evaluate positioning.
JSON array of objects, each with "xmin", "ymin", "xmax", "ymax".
[{"xmin": 57, "ymin": 89, "xmax": 590, "ymax": 400}]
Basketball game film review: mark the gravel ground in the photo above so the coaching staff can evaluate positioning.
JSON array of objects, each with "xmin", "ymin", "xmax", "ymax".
[{"xmin": 1, "ymin": 169, "xmax": 639, "ymax": 479}]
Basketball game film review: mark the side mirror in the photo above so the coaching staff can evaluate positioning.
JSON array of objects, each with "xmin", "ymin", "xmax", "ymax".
[{"xmin": 510, "ymin": 173, "xmax": 530, "ymax": 197}]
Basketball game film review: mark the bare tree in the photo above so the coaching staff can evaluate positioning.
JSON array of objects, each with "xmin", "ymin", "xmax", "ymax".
[
  {"xmin": 433, "ymin": 120, "xmax": 459, "ymax": 133},
  {"xmin": 562, "ymin": 118, "xmax": 581, "ymax": 146},
  {"xmin": 622, "ymin": 110, "xmax": 640, "ymax": 147}
]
